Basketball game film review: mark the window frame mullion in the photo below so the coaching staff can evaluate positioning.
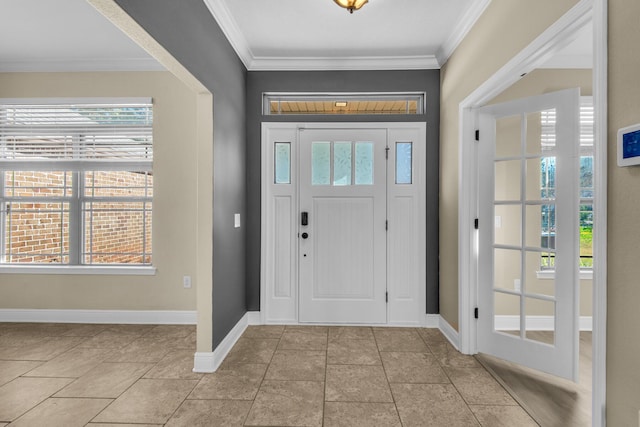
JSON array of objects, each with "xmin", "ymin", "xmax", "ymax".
[
  {"xmin": 69, "ymin": 170, "xmax": 82, "ymax": 265},
  {"xmin": 0, "ymin": 171, "xmax": 6, "ymax": 263}
]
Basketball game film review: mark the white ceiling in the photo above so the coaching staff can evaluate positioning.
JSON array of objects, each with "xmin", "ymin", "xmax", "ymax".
[
  {"xmin": 0, "ymin": 0, "xmax": 163, "ymax": 72},
  {"xmin": 204, "ymin": 0, "xmax": 490, "ymax": 70},
  {"xmin": 0, "ymin": 0, "xmax": 591, "ymax": 73}
]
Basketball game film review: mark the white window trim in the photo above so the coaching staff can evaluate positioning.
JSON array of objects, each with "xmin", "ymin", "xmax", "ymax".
[{"xmin": 0, "ymin": 265, "xmax": 156, "ymax": 275}]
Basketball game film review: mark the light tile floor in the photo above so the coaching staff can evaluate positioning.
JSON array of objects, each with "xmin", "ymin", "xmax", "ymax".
[{"xmin": 0, "ymin": 323, "xmax": 539, "ymax": 426}]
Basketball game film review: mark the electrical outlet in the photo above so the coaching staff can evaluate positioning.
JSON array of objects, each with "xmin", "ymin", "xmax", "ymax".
[
  {"xmin": 183, "ymin": 275, "xmax": 192, "ymax": 289},
  {"xmin": 514, "ymin": 279, "xmax": 521, "ymax": 292},
  {"xmin": 234, "ymin": 213, "xmax": 241, "ymax": 228}
]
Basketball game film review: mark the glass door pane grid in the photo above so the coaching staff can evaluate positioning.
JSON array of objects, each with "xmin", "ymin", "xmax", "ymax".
[
  {"xmin": 312, "ymin": 140, "xmax": 374, "ymax": 187},
  {"xmin": 493, "ymin": 112, "xmax": 528, "ymax": 340}
]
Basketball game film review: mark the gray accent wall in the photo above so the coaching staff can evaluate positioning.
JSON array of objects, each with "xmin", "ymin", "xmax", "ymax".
[
  {"xmin": 116, "ymin": 0, "xmax": 247, "ymax": 348},
  {"xmin": 246, "ymin": 70, "xmax": 440, "ymax": 314}
]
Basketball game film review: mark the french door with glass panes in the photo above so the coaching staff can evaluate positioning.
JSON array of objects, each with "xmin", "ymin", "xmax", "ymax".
[{"xmin": 477, "ymin": 88, "xmax": 581, "ymax": 381}]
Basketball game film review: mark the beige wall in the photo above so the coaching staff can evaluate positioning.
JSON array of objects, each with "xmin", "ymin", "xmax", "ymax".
[
  {"xmin": 489, "ymin": 69, "xmax": 593, "ymax": 317},
  {"xmin": 0, "ymin": 71, "xmax": 199, "ymax": 311},
  {"xmin": 439, "ymin": 0, "xmax": 580, "ymax": 329},
  {"xmin": 608, "ymin": 0, "xmax": 640, "ymax": 424}
]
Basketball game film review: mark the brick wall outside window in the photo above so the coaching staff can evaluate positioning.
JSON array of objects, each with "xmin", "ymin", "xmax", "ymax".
[{"xmin": 4, "ymin": 170, "xmax": 152, "ymax": 264}]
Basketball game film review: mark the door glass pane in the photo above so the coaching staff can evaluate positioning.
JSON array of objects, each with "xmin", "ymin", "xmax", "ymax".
[
  {"xmin": 494, "ymin": 248, "xmax": 521, "ymax": 292},
  {"xmin": 494, "ymin": 204, "xmax": 521, "ymax": 247},
  {"xmin": 527, "ymin": 156, "xmax": 556, "ymax": 200},
  {"xmin": 333, "ymin": 142, "xmax": 352, "ymax": 186},
  {"xmin": 396, "ymin": 142, "xmax": 412, "ymax": 184},
  {"xmin": 525, "ymin": 251, "xmax": 555, "ymax": 297},
  {"xmin": 532, "ymin": 108, "xmax": 557, "ymax": 155},
  {"xmin": 312, "ymin": 142, "xmax": 330, "ymax": 185},
  {"xmin": 527, "ymin": 109, "xmax": 557, "ymax": 155},
  {"xmin": 526, "ymin": 111, "xmax": 543, "ymax": 155},
  {"xmin": 580, "ymin": 156, "xmax": 594, "ymax": 198},
  {"xmin": 355, "ymin": 142, "xmax": 373, "ymax": 185},
  {"xmin": 495, "ymin": 115, "xmax": 521, "ymax": 158},
  {"xmin": 495, "ymin": 160, "xmax": 520, "ymax": 201},
  {"xmin": 525, "ymin": 297, "xmax": 555, "ymax": 345},
  {"xmin": 525, "ymin": 204, "xmax": 555, "ymax": 250},
  {"xmin": 274, "ymin": 142, "xmax": 290, "ymax": 184},
  {"xmin": 580, "ymin": 203, "xmax": 593, "ymax": 268},
  {"xmin": 494, "ymin": 292, "xmax": 520, "ymax": 336}
]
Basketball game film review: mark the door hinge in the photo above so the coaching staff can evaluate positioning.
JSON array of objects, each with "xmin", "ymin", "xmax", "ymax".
[
  {"xmin": 385, "ymin": 146, "xmax": 390, "ymax": 159},
  {"xmin": 475, "ymin": 129, "xmax": 480, "ymax": 141},
  {"xmin": 474, "ymin": 218, "xmax": 479, "ymax": 230},
  {"xmin": 386, "ymin": 292, "xmax": 388, "ymax": 303},
  {"xmin": 385, "ymin": 220, "xmax": 388, "ymax": 231},
  {"xmin": 474, "ymin": 307, "xmax": 479, "ymax": 319}
]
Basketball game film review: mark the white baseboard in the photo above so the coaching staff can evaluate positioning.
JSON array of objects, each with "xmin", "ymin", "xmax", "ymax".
[
  {"xmin": 247, "ymin": 311, "xmax": 261, "ymax": 325},
  {"xmin": 424, "ymin": 314, "xmax": 440, "ymax": 328},
  {"xmin": 192, "ymin": 311, "xmax": 253, "ymax": 373},
  {"xmin": 193, "ymin": 352, "xmax": 215, "ymax": 373},
  {"xmin": 494, "ymin": 315, "xmax": 593, "ymax": 331},
  {"xmin": 438, "ymin": 316, "xmax": 460, "ymax": 350},
  {"xmin": 0, "ymin": 309, "xmax": 197, "ymax": 324}
]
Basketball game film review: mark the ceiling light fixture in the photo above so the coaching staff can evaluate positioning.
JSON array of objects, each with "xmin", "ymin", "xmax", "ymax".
[
  {"xmin": 335, "ymin": 101, "xmax": 348, "ymax": 107},
  {"xmin": 334, "ymin": 0, "xmax": 368, "ymax": 14}
]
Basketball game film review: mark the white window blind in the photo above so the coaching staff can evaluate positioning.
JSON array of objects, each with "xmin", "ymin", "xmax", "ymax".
[
  {"xmin": 540, "ymin": 96, "xmax": 594, "ymax": 150},
  {"xmin": 0, "ymin": 99, "xmax": 152, "ymax": 171}
]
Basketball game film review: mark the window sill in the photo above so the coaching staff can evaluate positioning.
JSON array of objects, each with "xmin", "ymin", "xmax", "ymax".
[
  {"xmin": 536, "ymin": 270, "xmax": 593, "ymax": 280},
  {"xmin": 0, "ymin": 265, "xmax": 156, "ymax": 276}
]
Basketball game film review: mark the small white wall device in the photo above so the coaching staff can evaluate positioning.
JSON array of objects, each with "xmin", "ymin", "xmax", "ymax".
[{"xmin": 618, "ymin": 123, "xmax": 640, "ymax": 166}]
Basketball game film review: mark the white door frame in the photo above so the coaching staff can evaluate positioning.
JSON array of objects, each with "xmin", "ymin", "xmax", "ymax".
[
  {"xmin": 457, "ymin": 0, "xmax": 607, "ymax": 425},
  {"xmin": 260, "ymin": 122, "xmax": 427, "ymax": 326}
]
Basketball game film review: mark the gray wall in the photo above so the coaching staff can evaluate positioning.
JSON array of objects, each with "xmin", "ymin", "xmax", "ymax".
[
  {"xmin": 246, "ymin": 70, "xmax": 440, "ymax": 313},
  {"xmin": 116, "ymin": 0, "xmax": 247, "ymax": 348}
]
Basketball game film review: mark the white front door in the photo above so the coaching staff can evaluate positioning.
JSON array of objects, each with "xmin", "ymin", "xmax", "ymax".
[
  {"xmin": 298, "ymin": 128, "xmax": 387, "ymax": 323},
  {"xmin": 477, "ymin": 88, "xmax": 581, "ymax": 381}
]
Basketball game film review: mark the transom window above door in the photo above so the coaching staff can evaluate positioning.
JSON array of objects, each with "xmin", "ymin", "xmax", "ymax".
[{"xmin": 263, "ymin": 93, "xmax": 425, "ymax": 116}]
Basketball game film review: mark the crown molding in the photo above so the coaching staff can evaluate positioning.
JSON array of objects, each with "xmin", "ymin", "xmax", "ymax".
[
  {"xmin": 202, "ymin": 0, "xmax": 254, "ymax": 69},
  {"xmin": 436, "ymin": 0, "xmax": 492, "ymax": 66},
  {"xmin": 248, "ymin": 55, "xmax": 440, "ymax": 71},
  {"xmin": 0, "ymin": 58, "xmax": 165, "ymax": 73}
]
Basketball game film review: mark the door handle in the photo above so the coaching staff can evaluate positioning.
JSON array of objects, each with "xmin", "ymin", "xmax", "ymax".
[
  {"xmin": 301, "ymin": 212, "xmax": 309, "ymax": 226},
  {"xmin": 301, "ymin": 232, "xmax": 309, "ymax": 239}
]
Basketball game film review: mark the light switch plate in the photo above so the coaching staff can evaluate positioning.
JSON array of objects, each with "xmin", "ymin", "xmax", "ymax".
[{"xmin": 234, "ymin": 213, "xmax": 241, "ymax": 228}]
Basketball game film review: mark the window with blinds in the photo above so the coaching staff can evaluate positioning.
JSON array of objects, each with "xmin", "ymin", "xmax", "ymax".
[{"xmin": 0, "ymin": 99, "xmax": 153, "ymax": 267}]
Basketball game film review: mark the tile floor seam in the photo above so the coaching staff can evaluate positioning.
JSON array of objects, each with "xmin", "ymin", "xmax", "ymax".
[
  {"xmin": 84, "ymin": 366, "xmax": 159, "ymax": 423},
  {"xmin": 372, "ymin": 326, "xmax": 404, "ymax": 427},
  {"xmin": 322, "ymin": 327, "xmax": 328, "ymax": 427},
  {"xmin": 241, "ymin": 327, "xmax": 282, "ymax": 426},
  {"xmin": 161, "ymin": 376, "xmax": 200, "ymax": 426}
]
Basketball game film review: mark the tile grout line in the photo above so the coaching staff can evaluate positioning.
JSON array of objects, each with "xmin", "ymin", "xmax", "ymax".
[
  {"xmin": 241, "ymin": 326, "xmax": 284, "ymax": 426},
  {"xmin": 424, "ymin": 331, "xmax": 484, "ymax": 426},
  {"xmin": 372, "ymin": 327, "xmax": 405, "ymax": 427}
]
